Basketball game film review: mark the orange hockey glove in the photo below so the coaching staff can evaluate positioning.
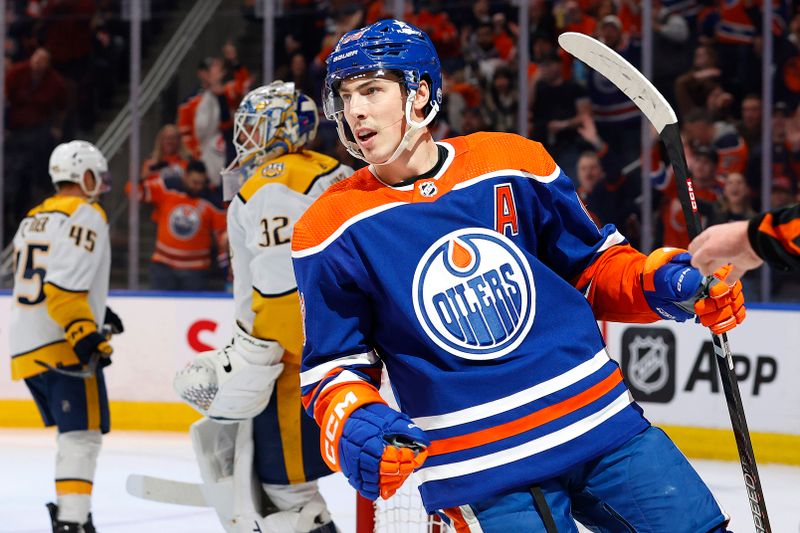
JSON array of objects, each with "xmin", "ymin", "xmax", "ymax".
[
  {"xmin": 694, "ymin": 264, "xmax": 746, "ymax": 335},
  {"xmin": 379, "ymin": 438, "xmax": 429, "ymax": 500}
]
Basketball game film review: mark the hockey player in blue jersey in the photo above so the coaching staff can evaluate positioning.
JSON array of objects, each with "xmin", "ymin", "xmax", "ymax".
[{"xmin": 292, "ymin": 19, "xmax": 745, "ymax": 532}]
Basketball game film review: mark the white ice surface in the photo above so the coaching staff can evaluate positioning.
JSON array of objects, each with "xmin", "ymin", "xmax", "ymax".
[{"xmin": 1, "ymin": 428, "xmax": 798, "ymax": 532}]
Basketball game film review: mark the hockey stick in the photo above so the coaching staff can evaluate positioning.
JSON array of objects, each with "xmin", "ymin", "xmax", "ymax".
[
  {"xmin": 35, "ymin": 326, "xmax": 115, "ymax": 379},
  {"xmin": 558, "ymin": 32, "xmax": 771, "ymax": 533},
  {"xmin": 125, "ymin": 474, "xmax": 208, "ymax": 507}
]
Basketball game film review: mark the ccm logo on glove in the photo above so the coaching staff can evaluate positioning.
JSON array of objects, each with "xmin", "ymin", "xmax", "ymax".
[
  {"xmin": 324, "ymin": 390, "xmax": 359, "ymax": 466},
  {"xmin": 317, "ymin": 383, "xmax": 386, "ymax": 472}
]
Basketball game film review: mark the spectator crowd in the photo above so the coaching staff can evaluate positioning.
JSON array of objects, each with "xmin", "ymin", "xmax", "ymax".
[{"xmin": 5, "ymin": 0, "xmax": 800, "ymax": 297}]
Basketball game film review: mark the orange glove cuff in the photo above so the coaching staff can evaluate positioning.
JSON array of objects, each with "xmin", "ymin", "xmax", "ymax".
[
  {"xmin": 318, "ymin": 382, "xmax": 386, "ymax": 472},
  {"xmin": 642, "ymin": 247, "xmax": 687, "ymax": 292}
]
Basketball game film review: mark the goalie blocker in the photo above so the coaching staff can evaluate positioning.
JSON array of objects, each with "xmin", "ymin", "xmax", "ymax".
[{"xmin": 173, "ymin": 323, "xmax": 284, "ymax": 421}]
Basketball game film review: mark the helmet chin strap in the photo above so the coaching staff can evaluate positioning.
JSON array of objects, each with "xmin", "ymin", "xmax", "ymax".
[
  {"xmin": 373, "ymin": 90, "xmax": 439, "ymax": 166},
  {"xmin": 339, "ymin": 89, "xmax": 440, "ymax": 166}
]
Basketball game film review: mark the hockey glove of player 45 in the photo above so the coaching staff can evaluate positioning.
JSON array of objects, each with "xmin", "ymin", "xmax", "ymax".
[
  {"xmin": 73, "ymin": 331, "xmax": 113, "ymax": 365},
  {"xmin": 103, "ymin": 306, "xmax": 124, "ymax": 334},
  {"xmin": 643, "ymin": 247, "xmax": 745, "ymax": 334},
  {"xmin": 317, "ymin": 385, "xmax": 429, "ymax": 501}
]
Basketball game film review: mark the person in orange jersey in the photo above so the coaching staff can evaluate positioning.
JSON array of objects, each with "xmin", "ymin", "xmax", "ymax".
[
  {"xmin": 128, "ymin": 159, "xmax": 227, "ymax": 291},
  {"xmin": 141, "ymin": 124, "xmax": 190, "ymax": 184}
]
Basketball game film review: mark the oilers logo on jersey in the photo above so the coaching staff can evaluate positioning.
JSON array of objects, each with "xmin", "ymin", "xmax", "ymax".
[
  {"xmin": 412, "ymin": 228, "xmax": 535, "ymax": 360},
  {"xmin": 168, "ymin": 205, "xmax": 201, "ymax": 239}
]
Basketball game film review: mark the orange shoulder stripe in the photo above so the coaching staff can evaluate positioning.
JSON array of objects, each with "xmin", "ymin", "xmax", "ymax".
[
  {"xmin": 292, "ymin": 169, "xmax": 409, "ymax": 254},
  {"xmin": 461, "ymin": 132, "xmax": 558, "ymax": 179},
  {"xmin": 293, "ymin": 134, "xmax": 558, "ymax": 256}
]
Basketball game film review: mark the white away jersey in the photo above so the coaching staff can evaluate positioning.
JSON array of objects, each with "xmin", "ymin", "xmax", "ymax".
[
  {"xmin": 10, "ymin": 196, "xmax": 110, "ymax": 379},
  {"xmin": 227, "ymin": 149, "xmax": 351, "ymax": 363}
]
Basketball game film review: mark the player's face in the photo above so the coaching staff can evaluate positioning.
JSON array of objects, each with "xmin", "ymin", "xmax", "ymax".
[
  {"xmin": 237, "ymin": 123, "xmax": 262, "ymax": 151},
  {"xmin": 184, "ymin": 171, "xmax": 208, "ymax": 197},
  {"xmin": 724, "ymin": 173, "xmax": 748, "ymax": 203},
  {"xmin": 161, "ymin": 127, "xmax": 180, "ymax": 154},
  {"xmin": 339, "ymin": 76, "xmax": 405, "ymax": 164}
]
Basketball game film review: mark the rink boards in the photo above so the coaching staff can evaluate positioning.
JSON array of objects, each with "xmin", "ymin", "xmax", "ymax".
[{"xmin": 1, "ymin": 292, "xmax": 798, "ymax": 465}]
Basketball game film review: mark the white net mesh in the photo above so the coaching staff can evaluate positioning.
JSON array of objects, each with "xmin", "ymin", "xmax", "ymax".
[
  {"xmin": 372, "ymin": 475, "xmax": 448, "ymax": 533},
  {"xmin": 367, "ymin": 370, "xmax": 449, "ymax": 532}
]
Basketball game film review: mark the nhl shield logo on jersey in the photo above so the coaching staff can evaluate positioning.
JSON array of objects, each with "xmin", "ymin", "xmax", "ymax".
[
  {"xmin": 413, "ymin": 228, "xmax": 535, "ymax": 360},
  {"xmin": 168, "ymin": 205, "xmax": 201, "ymax": 239},
  {"xmin": 418, "ymin": 181, "xmax": 438, "ymax": 197}
]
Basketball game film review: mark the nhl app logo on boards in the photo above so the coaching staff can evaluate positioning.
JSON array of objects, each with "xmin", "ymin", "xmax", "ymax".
[
  {"xmin": 620, "ymin": 327, "xmax": 676, "ymax": 403},
  {"xmin": 413, "ymin": 228, "xmax": 535, "ymax": 360}
]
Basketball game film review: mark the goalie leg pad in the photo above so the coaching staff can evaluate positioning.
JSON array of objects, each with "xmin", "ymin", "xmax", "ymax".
[
  {"xmin": 190, "ymin": 418, "xmax": 264, "ymax": 533},
  {"xmin": 174, "ymin": 324, "xmax": 285, "ymax": 421},
  {"xmin": 259, "ymin": 484, "xmax": 334, "ymax": 533}
]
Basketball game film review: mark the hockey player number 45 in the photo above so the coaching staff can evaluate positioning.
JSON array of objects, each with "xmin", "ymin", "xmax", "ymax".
[{"xmin": 15, "ymin": 243, "xmax": 49, "ymax": 306}]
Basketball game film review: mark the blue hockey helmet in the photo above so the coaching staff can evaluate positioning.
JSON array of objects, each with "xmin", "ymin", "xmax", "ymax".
[{"xmin": 323, "ymin": 19, "xmax": 442, "ymax": 164}]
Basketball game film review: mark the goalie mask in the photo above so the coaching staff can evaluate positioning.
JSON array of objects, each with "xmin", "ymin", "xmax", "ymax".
[
  {"xmin": 49, "ymin": 140, "xmax": 110, "ymax": 199},
  {"xmin": 222, "ymin": 81, "xmax": 319, "ymax": 201},
  {"xmin": 323, "ymin": 19, "xmax": 442, "ymax": 166}
]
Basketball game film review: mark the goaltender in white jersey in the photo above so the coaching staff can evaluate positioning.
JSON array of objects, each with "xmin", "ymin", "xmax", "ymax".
[
  {"xmin": 173, "ymin": 81, "xmax": 352, "ymax": 533},
  {"xmin": 10, "ymin": 140, "xmax": 124, "ymax": 533}
]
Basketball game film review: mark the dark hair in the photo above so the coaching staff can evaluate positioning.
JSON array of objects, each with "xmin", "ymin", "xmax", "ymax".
[
  {"xmin": 197, "ymin": 57, "xmax": 216, "ymax": 71},
  {"xmin": 186, "ymin": 159, "xmax": 207, "ymax": 174},
  {"xmin": 693, "ymin": 145, "xmax": 718, "ymax": 164},
  {"xmin": 685, "ymin": 108, "xmax": 713, "ymax": 124},
  {"xmin": 539, "ymin": 50, "xmax": 560, "ymax": 64}
]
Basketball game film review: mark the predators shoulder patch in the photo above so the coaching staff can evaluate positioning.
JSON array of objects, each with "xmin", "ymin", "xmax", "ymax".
[{"xmin": 261, "ymin": 162, "xmax": 285, "ymax": 178}]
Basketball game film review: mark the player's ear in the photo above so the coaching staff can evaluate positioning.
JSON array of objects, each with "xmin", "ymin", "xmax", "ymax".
[{"xmin": 412, "ymin": 79, "xmax": 431, "ymax": 118}]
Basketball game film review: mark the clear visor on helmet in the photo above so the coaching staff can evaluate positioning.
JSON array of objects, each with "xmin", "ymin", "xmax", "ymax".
[{"xmin": 323, "ymin": 69, "xmax": 402, "ymax": 121}]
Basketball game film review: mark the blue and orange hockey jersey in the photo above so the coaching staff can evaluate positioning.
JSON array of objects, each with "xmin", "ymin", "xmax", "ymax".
[{"xmin": 292, "ymin": 132, "xmax": 660, "ymax": 512}]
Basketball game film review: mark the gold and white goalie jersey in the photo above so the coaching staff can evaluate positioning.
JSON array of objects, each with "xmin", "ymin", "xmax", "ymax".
[
  {"xmin": 228, "ymin": 149, "xmax": 352, "ymax": 365},
  {"xmin": 10, "ymin": 196, "xmax": 111, "ymax": 380}
]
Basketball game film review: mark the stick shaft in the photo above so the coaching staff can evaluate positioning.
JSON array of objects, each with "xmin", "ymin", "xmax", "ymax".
[{"xmin": 660, "ymin": 124, "xmax": 772, "ymax": 533}]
